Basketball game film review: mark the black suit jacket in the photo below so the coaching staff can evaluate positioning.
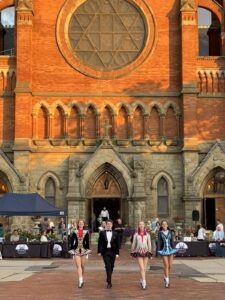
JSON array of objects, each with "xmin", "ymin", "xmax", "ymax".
[{"xmin": 98, "ymin": 230, "xmax": 119, "ymax": 256}]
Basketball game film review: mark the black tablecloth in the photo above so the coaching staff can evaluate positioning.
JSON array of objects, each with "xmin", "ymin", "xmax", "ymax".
[
  {"xmin": 1, "ymin": 242, "xmax": 68, "ymax": 258},
  {"xmin": 175, "ymin": 241, "xmax": 211, "ymax": 257}
]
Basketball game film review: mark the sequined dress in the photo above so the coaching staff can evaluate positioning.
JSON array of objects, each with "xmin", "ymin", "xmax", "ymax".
[{"xmin": 157, "ymin": 230, "xmax": 177, "ymax": 256}]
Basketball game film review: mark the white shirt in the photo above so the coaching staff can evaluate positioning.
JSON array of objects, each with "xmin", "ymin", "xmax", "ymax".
[
  {"xmin": 100, "ymin": 210, "xmax": 109, "ymax": 218},
  {"xmin": 106, "ymin": 231, "xmax": 112, "ymax": 248},
  {"xmin": 197, "ymin": 228, "xmax": 205, "ymax": 240},
  {"xmin": 40, "ymin": 235, "xmax": 48, "ymax": 242}
]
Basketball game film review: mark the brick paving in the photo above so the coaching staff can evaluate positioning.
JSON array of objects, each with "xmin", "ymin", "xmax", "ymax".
[{"xmin": 0, "ymin": 246, "xmax": 224, "ymax": 300}]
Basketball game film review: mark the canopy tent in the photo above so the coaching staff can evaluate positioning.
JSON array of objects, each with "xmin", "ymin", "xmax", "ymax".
[{"xmin": 0, "ymin": 193, "xmax": 66, "ymax": 216}]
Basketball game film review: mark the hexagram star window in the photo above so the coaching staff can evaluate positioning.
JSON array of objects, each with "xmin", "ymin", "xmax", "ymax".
[{"xmin": 68, "ymin": 0, "xmax": 146, "ymax": 71}]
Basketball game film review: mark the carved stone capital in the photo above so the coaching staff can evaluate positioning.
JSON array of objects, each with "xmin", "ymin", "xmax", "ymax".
[
  {"xmin": 180, "ymin": 0, "xmax": 196, "ymax": 11},
  {"xmin": 17, "ymin": 0, "xmax": 33, "ymax": 11}
]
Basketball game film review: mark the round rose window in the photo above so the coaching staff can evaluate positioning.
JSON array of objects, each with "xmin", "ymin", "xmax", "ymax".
[{"xmin": 68, "ymin": 0, "xmax": 146, "ymax": 71}]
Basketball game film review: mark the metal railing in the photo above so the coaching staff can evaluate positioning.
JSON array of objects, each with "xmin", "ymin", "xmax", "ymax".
[{"xmin": 0, "ymin": 48, "xmax": 15, "ymax": 56}]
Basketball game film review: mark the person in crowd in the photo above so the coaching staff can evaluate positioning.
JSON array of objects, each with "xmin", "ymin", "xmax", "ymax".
[
  {"xmin": 58, "ymin": 217, "xmax": 66, "ymax": 239},
  {"xmin": 49, "ymin": 218, "xmax": 55, "ymax": 233},
  {"xmin": 157, "ymin": 220, "xmax": 177, "ymax": 288},
  {"xmin": 10, "ymin": 229, "xmax": 20, "ymax": 242},
  {"xmin": 98, "ymin": 219, "xmax": 119, "ymax": 289},
  {"xmin": 216, "ymin": 219, "xmax": 224, "ymax": 232},
  {"xmin": 98, "ymin": 221, "xmax": 106, "ymax": 232},
  {"xmin": 70, "ymin": 220, "xmax": 91, "ymax": 288},
  {"xmin": 146, "ymin": 220, "xmax": 152, "ymax": 233},
  {"xmin": 0, "ymin": 223, "xmax": 4, "ymax": 238},
  {"xmin": 213, "ymin": 225, "xmax": 224, "ymax": 241},
  {"xmin": 154, "ymin": 221, "xmax": 160, "ymax": 256},
  {"xmin": 151, "ymin": 217, "xmax": 159, "ymax": 231},
  {"xmin": 68, "ymin": 219, "xmax": 77, "ymax": 236},
  {"xmin": 99, "ymin": 207, "xmax": 109, "ymax": 222},
  {"xmin": 131, "ymin": 221, "xmax": 152, "ymax": 290},
  {"xmin": 40, "ymin": 217, "xmax": 50, "ymax": 232},
  {"xmin": 197, "ymin": 224, "xmax": 206, "ymax": 241},
  {"xmin": 114, "ymin": 218, "xmax": 124, "ymax": 249},
  {"xmin": 40, "ymin": 230, "xmax": 48, "ymax": 242}
]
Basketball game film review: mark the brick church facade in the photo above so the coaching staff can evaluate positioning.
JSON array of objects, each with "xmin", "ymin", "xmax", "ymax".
[{"xmin": 0, "ymin": 0, "xmax": 225, "ymax": 231}]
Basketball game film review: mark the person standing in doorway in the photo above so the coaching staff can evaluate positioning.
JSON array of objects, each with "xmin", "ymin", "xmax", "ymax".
[
  {"xmin": 157, "ymin": 220, "xmax": 177, "ymax": 288},
  {"xmin": 70, "ymin": 220, "xmax": 91, "ymax": 288},
  {"xmin": 131, "ymin": 221, "xmax": 152, "ymax": 290},
  {"xmin": 98, "ymin": 219, "xmax": 119, "ymax": 289},
  {"xmin": 99, "ymin": 207, "xmax": 109, "ymax": 222}
]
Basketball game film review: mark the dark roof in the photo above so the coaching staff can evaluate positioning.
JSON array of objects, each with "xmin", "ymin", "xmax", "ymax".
[{"xmin": 0, "ymin": 193, "xmax": 66, "ymax": 216}]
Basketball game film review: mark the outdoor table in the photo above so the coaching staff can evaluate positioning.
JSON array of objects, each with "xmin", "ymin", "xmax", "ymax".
[
  {"xmin": 1, "ymin": 241, "xmax": 68, "ymax": 258},
  {"xmin": 174, "ymin": 241, "xmax": 211, "ymax": 257},
  {"xmin": 1, "ymin": 242, "xmax": 51, "ymax": 258},
  {"xmin": 208, "ymin": 241, "xmax": 225, "ymax": 257}
]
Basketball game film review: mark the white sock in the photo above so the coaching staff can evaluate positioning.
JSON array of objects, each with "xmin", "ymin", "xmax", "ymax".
[
  {"xmin": 79, "ymin": 277, "xmax": 83, "ymax": 284},
  {"xmin": 142, "ymin": 280, "xmax": 146, "ymax": 287},
  {"xmin": 165, "ymin": 277, "xmax": 169, "ymax": 283}
]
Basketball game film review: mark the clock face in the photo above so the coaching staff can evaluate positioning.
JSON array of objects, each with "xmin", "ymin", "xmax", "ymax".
[{"xmin": 68, "ymin": 0, "xmax": 147, "ymax": 71}]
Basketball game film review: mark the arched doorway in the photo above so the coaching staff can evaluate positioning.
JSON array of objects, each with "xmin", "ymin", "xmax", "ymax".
[
  {"xmin": 85, "ymin": 163, "xmax": 128, "ymax": 232},
  {"xmin": 202, "ymin": 167, "xmax": 225, "ymax": 230}
]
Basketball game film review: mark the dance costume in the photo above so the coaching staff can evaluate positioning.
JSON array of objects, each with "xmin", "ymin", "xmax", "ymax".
[
  {"xmin": 131, "ymin": 231, "xmax": 152, "ymax": 258},
  {"xmin": 157, "ymin": 230, "xmax": 177, "ymax": 256},
  {"xmin": 69, "ymin": 228, "xmax": 91, "ymax": 256}
]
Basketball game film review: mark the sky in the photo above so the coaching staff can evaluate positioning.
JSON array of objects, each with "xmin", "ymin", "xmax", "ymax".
[{"xmin": 0, "ymin": 6, "xmax": 211, "ymax": 27}]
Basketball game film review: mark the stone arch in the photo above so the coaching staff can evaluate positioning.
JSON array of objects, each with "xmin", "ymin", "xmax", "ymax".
[
  {"xmin": 68, "ymin": 102, "xmax": 83, "ymax": 115},
  {"xmin": 131, "ymin": 102, "xmax": 147, "ymax": 115},
  {"xmin": 163, "ymin": 102, "xmax": 181, "ymax": 116},
  {"xmin": 37, "ymin": 171, "xmax": 63, "ymax": 191},
  {"xmin": 0, "ymin": 0, "xmax": 14, "ymax": 11},
  {"xmin": 33, "ymin": 101, "xmax": 50, "ymax": 116},
  {"xmin": 84, "ymin": 103, "xmax": 98, "ymax": 115},
  {"xmin": 117, "ymin": 102, "xmax": 131, "ymax": 115},
  {"xmin": 50, "ymin": 101, "xmax": 67, "ymax": 116},
  {"xmin": 198, "ymin": 0, "xmax": 224, "ymax": 24},
  {"xmin": 85, "ymin": 163, "xmax": 128, "ymax": 198},
  {"xmin": 149, "ymin": 102, "xmax": 163, "ymax": 115},
  {"xmin": 151, "ymin": 171, "xmax": 176, "ymax": 190}
]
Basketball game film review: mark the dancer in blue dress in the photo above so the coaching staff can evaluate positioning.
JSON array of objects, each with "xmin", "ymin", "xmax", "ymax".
[{"xmin": 157, "ymin": 220, "xmax": 177, "ymax": 288}]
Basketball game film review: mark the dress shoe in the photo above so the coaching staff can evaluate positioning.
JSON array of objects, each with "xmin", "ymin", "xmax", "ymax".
[
  {"xmin": 107, "ymin": 283, "xmax": 112, "ymax": 289},
  {"xmin": 78, "ymin": 282, "xmax": 84, "ymax": 288}
]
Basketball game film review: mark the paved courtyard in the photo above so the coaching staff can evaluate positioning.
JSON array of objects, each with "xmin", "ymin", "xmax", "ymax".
[{"xmin": 0, "ymin": 246, "xmax": 225, "ymax": 300}]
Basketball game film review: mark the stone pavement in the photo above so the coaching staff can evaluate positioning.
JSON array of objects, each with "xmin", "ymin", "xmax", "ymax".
[{"xmin": 0, "ymin": 245, "xmax": 225, "ymax": 300}]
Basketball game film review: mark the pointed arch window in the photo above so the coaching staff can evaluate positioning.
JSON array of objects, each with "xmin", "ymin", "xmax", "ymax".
[
  {"xmin": 0, "ymin": 6, "xmax": 15, "ymax": 56},
  {"xmin": 157, "ymin": 177, "xmax": 169, "ymax": 215},
  {"xmin": 37, "ymin": 106, "xmax": 48, "ymax": 139},
  {"xmin": 53, "ymin": 107, "xmax": 64, "ymax": 139},
  {"xmin": 45, "ymin": 178, "xmax": 56, "ymax": 206},
  {"xmin": 100, "ymin": 106, "xmax": 113, "ymax": 138},
  {"xmin": 164, "ymin": 107, "xmax": 177, "ymax": 139},
  {"xmin": 133, "ymin": 106, "xmax": 144, "ymax": 140},
  {"xmin": 148, "ymin": 107, "xmax": 160, "ymax": 140},
  {"xmin": 84, "ymin": 106, "xmax": 96, "ymax": 139},
  {"xmin": 68, "ymin": 106, "xmax": 80, "ymax": 139},
  {"xmin": 117, "ymin": 106, "xmax": 128, "ymax": 139}
]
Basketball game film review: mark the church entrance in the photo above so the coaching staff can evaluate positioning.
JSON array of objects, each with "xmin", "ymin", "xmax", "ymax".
[
  {"xmin": 85, "ymin": 162, "xmax": 129, "ymax": 232},
  {"xmin": 91, "ymin": 198, "xmax": 121, "ymax": 232},
  {"xmin": 202, "ymin": 169, "xmax": 225, "ymax": 230}
]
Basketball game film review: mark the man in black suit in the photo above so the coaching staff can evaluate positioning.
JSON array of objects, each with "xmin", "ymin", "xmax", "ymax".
[{"xmin": 98, "ymin": 219, "xmax": 119, "ymax": 289}]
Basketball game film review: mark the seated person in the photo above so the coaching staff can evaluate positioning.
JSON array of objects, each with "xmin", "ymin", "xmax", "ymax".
[
  {"xmin": 40, "ymin": 230, "xmax": 48, "ymax": 242},
  {"xmin": 197, "ymin": 224, "xmax": 206, "ymax": 241},
  {"xmin": 10, "ymin": 229, "xmax": 20, "ymax": 242},
  {"xmin": 213, "ymin": 225, "xmax": 224, "ymax": 241}
]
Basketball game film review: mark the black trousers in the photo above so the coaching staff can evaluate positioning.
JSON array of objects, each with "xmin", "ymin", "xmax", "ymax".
[{"xmin": 103, "ymin": 249, "xmax": 116, "ymax": 284}]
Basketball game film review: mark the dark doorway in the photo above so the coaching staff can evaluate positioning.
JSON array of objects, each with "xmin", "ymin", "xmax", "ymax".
[
  {"xmin": 204, "ymin": 198, "xmax": 215, "ymax": 230},
  {"xmin": 92, "ymin": 198, "xmax": 120, "ymax": 231}
]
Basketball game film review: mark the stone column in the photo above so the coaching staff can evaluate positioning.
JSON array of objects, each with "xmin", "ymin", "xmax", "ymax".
[
  {"xmin": 112, "ymin": 114, "xmax": 117, "ymax": 139},
  {"xmin": 144, "ymin": 114, "xmax": 149, "ymax": 139},
  {"xmin": 80, "ymin": 114, "xmax": 84, "ymax": 139},
  {"xmin": 96, "ymin": 113, "xmax": 100, "ymax": 139},
  {"xmin": 159, "ymin": 113, "xmax": 165, "ymax": 140},
  {"xmin": 48, "ymin": 113, "xmax": 53, "ymax": 139},
  {"xmin": 128, "ymin": 114, "xmax": 132, "ymax": 139},
  {"xmin": 31, "ymin": 113, "xmax": 37, "ymax": 139}
]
